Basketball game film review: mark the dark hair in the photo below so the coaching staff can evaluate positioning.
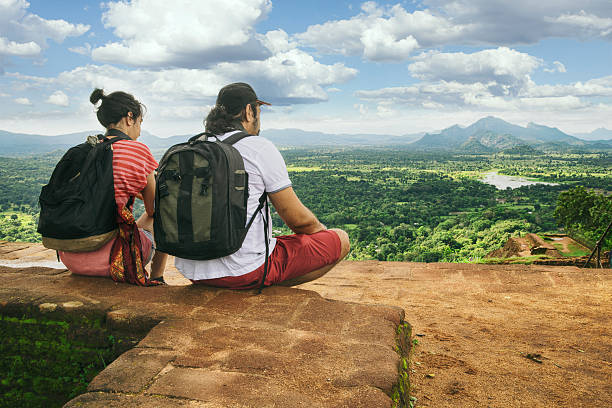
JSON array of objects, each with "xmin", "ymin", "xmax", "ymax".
[
  {"xmin": 89, "ymin": 88, "xmax": 145, "ymax": 128},
  {"xmin": 204, "ymin": 103, "xmax": 257, "ymax": 135}
]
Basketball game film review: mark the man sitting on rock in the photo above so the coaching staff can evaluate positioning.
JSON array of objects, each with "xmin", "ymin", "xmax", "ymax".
[{"xmin": 174, "ymin": 82, "xmax": 350, "ymax": 288}]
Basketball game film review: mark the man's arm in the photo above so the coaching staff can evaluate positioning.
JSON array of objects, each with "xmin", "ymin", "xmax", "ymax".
[{"xmin": 269, "ymin": 187, "xmax": 325, "ymax": 235}]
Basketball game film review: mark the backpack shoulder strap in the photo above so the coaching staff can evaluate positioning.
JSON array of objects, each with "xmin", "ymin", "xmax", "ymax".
[
  {"xmin": 104, "ymin": 136, "xmax": 130, "ymax": 145},
  {"xmin": 102, "ymin": 129, "xmax": 132, "ymax": 145},
  {"xmin": 222, "ymin": 131, "xmax": 252, "ymax": 146}
]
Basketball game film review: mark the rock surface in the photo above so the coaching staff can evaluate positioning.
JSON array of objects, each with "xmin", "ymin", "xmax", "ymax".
[
  {"xmin": 2, "ymin": 241, "xmax": 611, "ymax": 407},
  {"xmin": 0, "ymin": 242, "xmax": 408, "ymax": 408},
  {"xmin": 299, "ymin": 260, "xmax": 612, "ymax": 407}
]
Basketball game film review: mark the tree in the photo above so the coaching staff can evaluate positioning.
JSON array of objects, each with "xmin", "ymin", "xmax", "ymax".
[
  {"xmin": 555, "ymin": 186, "xmax": 612, "ymax": 247},
  {"xmin": 554, "ymin": 186, "xmax": 597, "ymax": 231}
]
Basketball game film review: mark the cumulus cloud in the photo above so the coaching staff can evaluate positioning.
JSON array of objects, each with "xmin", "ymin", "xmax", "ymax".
[
  {"xmin": 356, "ymin": 46, "xmax": 612, "ymax": 113},
  {"xmin": 545, "ymin": 10, "xmax": 612, "ymax": 39},
  {"xmin": 423, "ymin": 0, "xmax": 612, "ymax": 43},
  {"xmin": 92, "ymin": 0, "xmax": 272, "ymax": 68},
  {"xmin": 295, "ymin": 1, "xmax": 612, "ymax": 61},
  {"xmin": 361, "ymin": 28, "xmax": 419, "ymax": 62},
  {"xmin": 14, "ymin": 97, "xmax": 31, "ymax": 105},
  {"xmin": 525, "ymin": 76, "xmax": 612, "ymax": 98},
  {"xmin": 296, "ymin": 2, "xmax": 464, "ymax": 61},
  {"xmin": 356, "ymin": 81, "xmax": 496, "ymax": 109},
  {"xmin": 408, "ymin": 47, "xmax": 541, "ymax": 96},
  {"xmin": 356, "ymin": 80, "xmax": 593, "ymax": 112},
  {"xmin": 46, "ymin": 90, "xmax": 69, "ymax": 106},
  {"xmin": 0, "ymin": 37, "xmax": 40, "ymax": 56},
  {"xmin": 0, "ymin": 0, "xmax": 89, "ymax": 61},
  {"xmin": 15, "ymin": 50, "xmax": 356, "ymax": 108}
]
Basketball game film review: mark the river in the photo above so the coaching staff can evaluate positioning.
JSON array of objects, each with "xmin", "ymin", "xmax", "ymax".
[{"xmin": 481, "ymin": 171, "xmax": 559, "ymax": 190}]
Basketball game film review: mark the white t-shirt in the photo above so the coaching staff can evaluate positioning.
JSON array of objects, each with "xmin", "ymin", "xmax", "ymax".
[{"xmin": 174, "ymin": 130, "xmax": 292, "ymax": 280}]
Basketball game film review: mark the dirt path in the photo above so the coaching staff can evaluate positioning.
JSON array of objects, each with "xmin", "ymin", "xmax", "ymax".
[
  {"xmin": 552, "ymin": 235, "xmax": 590, "ymax": 255},
  {"xmin": 299, "ymin": 261, "xmax": 612, "ymax": 408}
]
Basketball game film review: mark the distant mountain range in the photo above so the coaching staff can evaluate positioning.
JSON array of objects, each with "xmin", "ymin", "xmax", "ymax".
[
  {"xmin": 409, "ymin": 116, "xmax": 612, "ymax": 152},
  {"xmin": 0, "ymin": 128, "xmax": 425, "ymax": 155},
  {"xmin": 1, "ymin": 117, "xmax": 611, "ymax": 156},
  {"xmin": 575, "ymin": 127, "xmax": 612, "ymax": 140}
]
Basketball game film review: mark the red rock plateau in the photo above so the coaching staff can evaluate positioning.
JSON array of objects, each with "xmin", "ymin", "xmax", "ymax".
[{"xmin": 1, "ymin": 241, "xmax": 611, "ymax": 407}]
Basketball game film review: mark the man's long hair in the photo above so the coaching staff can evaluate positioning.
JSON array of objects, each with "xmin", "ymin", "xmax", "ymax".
[{"xmin": 204, "ymin": 103, "xmax": 257, "ymax": 135}]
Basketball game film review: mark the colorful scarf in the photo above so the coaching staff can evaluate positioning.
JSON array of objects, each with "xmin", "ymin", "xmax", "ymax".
[{"xmin": 109, "ymin": 202, "xmax": 161, "ymax": 286}]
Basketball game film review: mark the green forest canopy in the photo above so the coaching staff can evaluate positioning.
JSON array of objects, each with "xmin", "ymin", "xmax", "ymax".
[{"xmin": 1, "ymin": 148, "xmax": 611, "ymax": 262}]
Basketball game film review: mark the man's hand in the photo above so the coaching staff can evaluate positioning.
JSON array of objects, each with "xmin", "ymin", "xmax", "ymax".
[{"xmin": 269, "ymin": 187, "xmax": 325, "ymax": 235}]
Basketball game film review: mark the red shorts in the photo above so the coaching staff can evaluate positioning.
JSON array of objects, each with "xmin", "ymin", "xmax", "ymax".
[{"xmin": 191, "ymin": 230, "xmax": 341, "ymax": 289}]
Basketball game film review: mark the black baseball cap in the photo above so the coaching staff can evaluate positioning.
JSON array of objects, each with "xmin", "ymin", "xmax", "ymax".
[{"xmin": 216, "ymin": 82, "xmax": 271, "ymax": 115}]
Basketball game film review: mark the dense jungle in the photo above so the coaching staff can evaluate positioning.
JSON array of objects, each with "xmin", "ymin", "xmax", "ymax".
[{"xmin": 1, "ymin": 148, "xmax": 611, "ymax": 262}]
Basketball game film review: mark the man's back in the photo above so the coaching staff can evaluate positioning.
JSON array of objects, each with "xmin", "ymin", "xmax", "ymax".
[
  {"xmin": 174, "ymin": 82, "xmax": 349, "ymax": 289},
  {"xmin": 174, "ymin": 130, "xmax": 292, "ymax": 280}
]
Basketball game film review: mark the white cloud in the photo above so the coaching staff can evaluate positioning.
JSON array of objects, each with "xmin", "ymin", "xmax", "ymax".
[
  {"xmin": 157, "ymin": 105, "xmax": 209, "ymax": 120},
  {"xmin": 519, "ymin": 95, "xmax": 586, "ymax": 110},
  {"xmin": 408, "ymin": 47, "xmax": 541, "ymax": 96},
  {"xmin": 68, "ymin": 42, "xmax": 92, "ymax": 56},
  {"xmin": 0, "ymin": 37, "xmax": 40, "ymax": 56},
  {"xmin": 376, "ymin": 102, "xmax": 396, "ymax": 117},
  {"xmin": 7, "ymin": 53, "xmax": 356, "ymax": 136},
  {"xmin": 0, "ymin": 0, "xmax": 88, "ymax": 67},
  {"xmin": 14, "ymin": 97, "xmax": 31, "ymax": 105},
  {"xmin": 422, "ymin": 101, "xmax": 443, "ymax": 109},
  {"xmin": 355, "ymin": 78, "xmax": 599, "ymax": 111},
  {"xmin": 92, "ymin": 0, "xmax": 272, "ymax": 68},
  {"xmin": 544, "ymin": 61, "xmax": 567, "ymax": 73},
  {"xmin": 260, "ymin": 29, "xmax": 295, "ymax": 54},
  {"xmin": 361, "ymin": 28, "xmax": 419, "ymax": 62},
  {"xmin": 554, "ymin": 61, "xmax": 567, "ymax": 73},
  {"xmin": 295, "ymin": 1, "xmax": 612, "ymax": 61},
  {"xmin": 50, "ymin": 47, "xmax": 356, "ymax": 105},
  {"xmin": 356, "ymin": 70, "xmax": 612, "ymax": 113},
  {"xmin": 296, "ymin": 3, "xmax": 464, "ymax": 61},
  {"xmin": 354, "ymin": 46, "xmax": 612, "ymax": 113},
  {"xmin": 354, "ymin": 104, "xmax": 368, "ymax": 116},
  {"xmin": 525, "ymin": 76, "xmax": 612, "ymax": 98},
  {"xmin": 46, "ymin": 90, "xmax": 69, "ymax": 106},
  {"xmin": 356, "ymin": 81, "xmax": 500, "ymax": 109},
  {"xmin": 423, "ymin": 0, "xmax": 612, "ymax": 42},
  {"xmin": 547, "ymin": 10, "xmax": 612, "ymax": 38}
]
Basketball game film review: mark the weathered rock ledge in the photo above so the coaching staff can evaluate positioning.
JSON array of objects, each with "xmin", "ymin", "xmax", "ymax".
[{"xmin": 0, "ymin": 242, "xmax": 411, "ymax": 407}]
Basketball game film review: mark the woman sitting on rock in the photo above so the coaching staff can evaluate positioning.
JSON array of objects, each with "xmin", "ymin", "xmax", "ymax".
[{"xmin": 58, "ymin": 89, "xmax": 167, "ymax": 284}]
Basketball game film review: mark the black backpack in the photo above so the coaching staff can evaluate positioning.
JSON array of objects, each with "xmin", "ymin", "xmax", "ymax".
[
  {"xmin": 38, "ymin": 134, "xmax": 130, "ymax": 252},
  {"xmin": 154, "ymin": 131, "xmax": 270, "ymax": 286}
]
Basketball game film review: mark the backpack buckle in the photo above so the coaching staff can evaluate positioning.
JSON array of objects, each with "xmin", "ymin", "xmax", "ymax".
[{"xmin": 200, "ymin": 183, "xmax": 208, "ymax": 196}]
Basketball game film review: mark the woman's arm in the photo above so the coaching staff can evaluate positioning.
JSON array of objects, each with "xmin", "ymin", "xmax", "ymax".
[{"xmin": 140, "ymin": 171, "xmax": 156, "ymax": 216}]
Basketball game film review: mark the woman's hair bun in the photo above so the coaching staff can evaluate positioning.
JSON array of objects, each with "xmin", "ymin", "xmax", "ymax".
[{"xmin": 90, "ymin": 88, "xmax": 105, "ymax": 105}]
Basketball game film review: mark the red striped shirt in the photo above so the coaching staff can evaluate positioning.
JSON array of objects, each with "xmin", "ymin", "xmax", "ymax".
[{"xmin": 112, "ymin": 140, "xmax": 158, "ymax": 210}]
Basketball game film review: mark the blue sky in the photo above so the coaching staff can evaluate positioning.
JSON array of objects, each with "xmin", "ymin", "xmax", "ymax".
[{"xmin": 1, "ymin": 0, "xmax": 611, "ymax": 137}]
